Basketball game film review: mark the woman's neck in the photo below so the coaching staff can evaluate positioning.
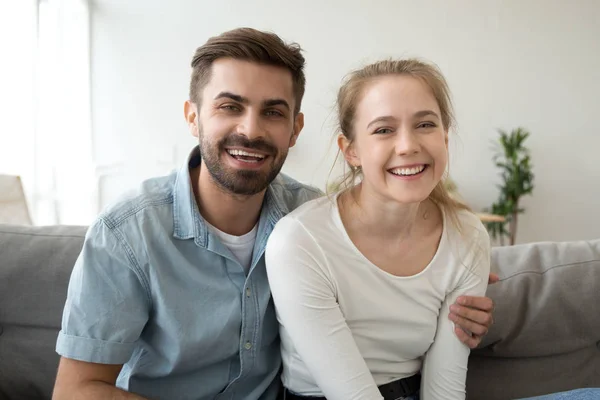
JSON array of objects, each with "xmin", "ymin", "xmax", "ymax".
[{"xmin": 339, "ymin": 184, "xmax": 436, "ymax": 242}]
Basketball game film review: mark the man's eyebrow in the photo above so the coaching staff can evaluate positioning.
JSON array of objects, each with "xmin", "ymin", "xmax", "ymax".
[
  {"xmin": 213, "ymin": 93, "xmax": 290, "ymax": 111},
  {"xmin": 214, "ymin": 92, "xmax": 248, "ymax": 103},
  {"xmin": 263, "ymin": 99, "xmax": 290, "ymax": 111}
]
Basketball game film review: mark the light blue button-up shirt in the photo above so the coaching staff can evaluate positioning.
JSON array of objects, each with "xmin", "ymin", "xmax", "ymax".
[{"xmin": 56, "ymin": 147, "xmax": 321, "ymax": 400}]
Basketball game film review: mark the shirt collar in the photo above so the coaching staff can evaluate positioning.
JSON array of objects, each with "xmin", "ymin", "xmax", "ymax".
[{"xmin": 172, "ymin": 146, "xmax": 203, "ymax": 241}]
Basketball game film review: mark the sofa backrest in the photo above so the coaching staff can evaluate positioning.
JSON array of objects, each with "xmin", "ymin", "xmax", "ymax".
[
  {"xmin": 468, "ymin": 239, "xmax": 600, "ymax": 399},
  {"xmin": 0, "ymin": 224, "xmax": 87, "ymax": 400}
]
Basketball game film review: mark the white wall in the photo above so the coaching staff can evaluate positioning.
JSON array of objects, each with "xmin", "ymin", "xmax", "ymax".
[{"xmin": 90, "ymin": 0, "xmax": 600, "ymax": 243}]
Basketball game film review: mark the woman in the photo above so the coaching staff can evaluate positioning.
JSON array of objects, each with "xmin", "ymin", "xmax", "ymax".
[{"xmin": 265, "ymin": 59, "xmax": 490, "ymax": 400}]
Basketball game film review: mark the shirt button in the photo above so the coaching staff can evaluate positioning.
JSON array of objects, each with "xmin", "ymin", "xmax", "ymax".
[
  {"xmin": 244, "ymin": 342, "xmax": 252, "ymax": 350},
  {"xmin": 245, "ymin": 288, "xmax": 251, "ymax": 297}
]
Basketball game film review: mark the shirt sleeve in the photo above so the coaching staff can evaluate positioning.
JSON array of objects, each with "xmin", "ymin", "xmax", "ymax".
[
  {"xmin": 55, "ymin": 218, "xmax": 151, "ymax": 364},
  {"xmin": 265, "ymin": 217, "xmax": 383, "ymax": 400},
  {"xmin": 420, "ymin": 227, "xmax": 491, "ymax": 400}
]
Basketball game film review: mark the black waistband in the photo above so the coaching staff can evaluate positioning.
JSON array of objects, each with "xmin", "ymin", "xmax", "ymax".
[{"xmin": 282, "ymin": 373, "xmax": 421, "ymax": 400}]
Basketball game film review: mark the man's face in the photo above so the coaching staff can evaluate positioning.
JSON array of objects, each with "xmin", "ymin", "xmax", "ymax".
[{"xmin": 187, "ymin": 58, "xmax": 304, "ymax": 196}]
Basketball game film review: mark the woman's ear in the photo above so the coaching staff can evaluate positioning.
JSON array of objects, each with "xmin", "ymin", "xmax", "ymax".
[{"xmin": 337, "ymin": 133, "xmax": 360, "ymax": 168}]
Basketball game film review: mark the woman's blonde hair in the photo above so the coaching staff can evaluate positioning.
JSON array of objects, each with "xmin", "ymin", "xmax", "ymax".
[{"xmin": 329, "ymin": 58, "xmax": 470, "ymax": 230}]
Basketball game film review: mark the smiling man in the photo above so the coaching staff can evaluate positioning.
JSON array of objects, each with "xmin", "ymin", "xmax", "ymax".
[{"xmin": 51, "ymin": 28, "xmax": 495, "ymax": 400}]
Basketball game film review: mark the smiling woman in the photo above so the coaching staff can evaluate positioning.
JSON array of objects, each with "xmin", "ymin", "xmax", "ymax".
[
  {"xmin": 332, "ymin": 59, "xmax": 470, "ymax": 231},
  {"xmin": 266, "ymin": 58, "xmax": 492, "ymax": 400}
]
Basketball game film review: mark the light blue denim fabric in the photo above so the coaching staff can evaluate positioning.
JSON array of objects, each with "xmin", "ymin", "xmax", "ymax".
[
  {"xmin": 519, "ymin": 388, "xmax": 600, "ymax": 400},
  {"xmin": 56, "ymin": 147, "xmax": 321, "ymax": 400}
]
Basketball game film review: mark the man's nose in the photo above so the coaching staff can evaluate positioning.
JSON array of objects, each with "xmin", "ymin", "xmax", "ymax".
[{"xmin": 237, "ymin": 112, "xmax": 264, "ymax": 140}]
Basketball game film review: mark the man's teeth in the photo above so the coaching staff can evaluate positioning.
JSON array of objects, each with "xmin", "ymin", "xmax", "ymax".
[
  {"xmin": 227, "ymin": 149, "xmax": 266, "ymax": 159},
  {"xmin": 390, "ymin": 165, "xmax": 426, "ymax": 176}
]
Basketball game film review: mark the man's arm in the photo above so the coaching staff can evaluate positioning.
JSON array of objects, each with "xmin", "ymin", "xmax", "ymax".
[
  {"xmin": 54, "ymin": 220, "xmax": 150, "ymax": 398},
  {"xmin": 53, "ymin": 358, "xmax": 148, "ymax": 400}
]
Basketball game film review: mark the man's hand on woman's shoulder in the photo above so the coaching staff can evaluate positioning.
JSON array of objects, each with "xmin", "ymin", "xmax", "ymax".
[{"xmin": 448, "ymin": 273, "xmax": 499, "ymax": 349}]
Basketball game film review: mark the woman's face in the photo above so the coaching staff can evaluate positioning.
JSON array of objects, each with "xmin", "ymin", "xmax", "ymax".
[{"xmin": 341, "ymin": 75, "xmax": 448, "ymax": 204}]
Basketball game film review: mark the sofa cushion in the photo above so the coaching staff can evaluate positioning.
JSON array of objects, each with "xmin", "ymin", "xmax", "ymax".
[
  {"xmin": 1, "ymin": 223, "xmax": 599, "ymax": 400},
  {"xmin": 0, "ymin": 224, "xmax": 87, "ymax": 400},
  {"xmin": 467, "ymin": 239, "xmax": 600, "ymax": 399}
]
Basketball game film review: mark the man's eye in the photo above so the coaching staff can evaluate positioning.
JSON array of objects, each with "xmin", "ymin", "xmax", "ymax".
[
  {"xmin": 265, "ymin": 110, "xmax": 284, "ymax": 117},
  {"xmin": 221, "ymin": 105, "xmax": 240, "ymax": 112}
]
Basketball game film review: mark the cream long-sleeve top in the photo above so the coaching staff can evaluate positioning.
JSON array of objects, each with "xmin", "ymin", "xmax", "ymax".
[{"xmin": 265, "ymin": 195, "xmax": 491, "ymax": 400}]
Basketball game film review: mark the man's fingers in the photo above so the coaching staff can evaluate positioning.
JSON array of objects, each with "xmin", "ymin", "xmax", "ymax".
[
  {"xmin": 457, "ymin": 295, "xmax": 494, "ymax": 312},
  {"xmin": 488, "ymin": 273, "xmax": 500, "ymax": 284},
  {"xmin": 452, "ymin": 295, "xmax": 495, "ymax": 348},
  {"xmin": 450, "ymin": 304, "xmax": 493, "ymax": 328},
  {"xmin": 454, "ymin": 326, "xmax": 481, "ymax": 349},
  {"xmin": 449, "ymin": 312, "xmax": 489, "ymax": 336}
]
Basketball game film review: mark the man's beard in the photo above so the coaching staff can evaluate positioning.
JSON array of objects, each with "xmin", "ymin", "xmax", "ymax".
[{"xmin": 198, "ymin": 127, "xmax": 289, "ymax": 196}]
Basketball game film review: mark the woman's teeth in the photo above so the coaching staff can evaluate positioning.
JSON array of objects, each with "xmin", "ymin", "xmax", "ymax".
[{"xmin": 390, "ymin": 165, "xmax": 426, "ymax": 176}]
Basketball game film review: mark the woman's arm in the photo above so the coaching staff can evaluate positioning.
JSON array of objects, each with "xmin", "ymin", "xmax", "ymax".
[
  {"xmin": 421, "ymin": 228, "xmax": 491, "ymax": 399},
  {"xmin": 265, "ymin": 217, "xmax": 383, "ymax": 400}
]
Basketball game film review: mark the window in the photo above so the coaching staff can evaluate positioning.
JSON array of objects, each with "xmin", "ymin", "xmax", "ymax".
[{"xmin": 0, "ymin": 0, "xmax": 96, "ymax": 225}]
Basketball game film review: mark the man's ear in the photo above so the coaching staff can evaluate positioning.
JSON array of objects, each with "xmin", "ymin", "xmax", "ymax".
[
  {"xmin": 184, "ymin": 101, "xmax": 199, "ymax": 138},
  {"xmin": 337, "ymin": 133, "xmax": 360, "ymax": 167},
  {"xmin": 289, "ymin": 112, "xmax": 305, "ymax": 148}
]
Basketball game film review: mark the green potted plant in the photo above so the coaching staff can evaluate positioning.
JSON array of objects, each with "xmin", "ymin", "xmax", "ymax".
[{"xmin": 486, "ymin": 127, "xmax": 535, "ymax": 245}]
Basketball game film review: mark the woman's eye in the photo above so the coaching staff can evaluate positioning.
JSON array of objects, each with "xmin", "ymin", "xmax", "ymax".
[
  {"xmin": 418, "ymin": 122, "xmax": 436, "ymax": 129},
  {"xmin": 374, "ymin": 128, "xmax": 392, "ymax": 134}
]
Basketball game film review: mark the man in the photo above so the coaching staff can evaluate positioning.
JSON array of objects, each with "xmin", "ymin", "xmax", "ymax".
[{"xmin": 52, "ymin": 28, "xmax": 495, "ymax": 400}]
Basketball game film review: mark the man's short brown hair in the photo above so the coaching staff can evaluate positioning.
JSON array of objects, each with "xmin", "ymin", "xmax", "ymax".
[{"xmin": 189, "ymin": 28, "xmax": 306, "ymax": 114}]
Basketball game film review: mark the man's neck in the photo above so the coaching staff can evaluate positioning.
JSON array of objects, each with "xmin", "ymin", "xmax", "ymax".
[{"xmin": 191, "ymin": 164, "xmax": 266, "ymax": 236}]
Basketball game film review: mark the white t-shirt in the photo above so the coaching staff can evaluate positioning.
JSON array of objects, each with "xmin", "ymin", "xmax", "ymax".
[
  {"xmin": 265, "ymin": 195, "xmax": 491, "ymax": 400},
  {"xmin": 206, "ymin": 221, "xmax": 257, "ymax": 274}
]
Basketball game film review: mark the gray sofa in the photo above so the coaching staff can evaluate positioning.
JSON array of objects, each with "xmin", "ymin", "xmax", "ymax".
[{"xmin": 0, "ymin": 224, "xmax": 598, "ymax": 400}]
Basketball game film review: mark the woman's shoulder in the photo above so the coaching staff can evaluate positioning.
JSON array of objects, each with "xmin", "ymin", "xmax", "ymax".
[
  {"xmin": 265, "ymin": 196, "xmax": 337, "ymax": 274},
  {"xmin": 442, "ymin": 208, "xmax": 491, "ymax": 272},
  {"xmin": 269, "ymin": 195, "xmax": 336, "ymax": 241},
  {"xmin": 448, "ymin": 208, "xmax": 490, "ymax": 243},
  {"xmin": 280, "ymin": 194, "xmax": 335, "ymax": 225}
]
